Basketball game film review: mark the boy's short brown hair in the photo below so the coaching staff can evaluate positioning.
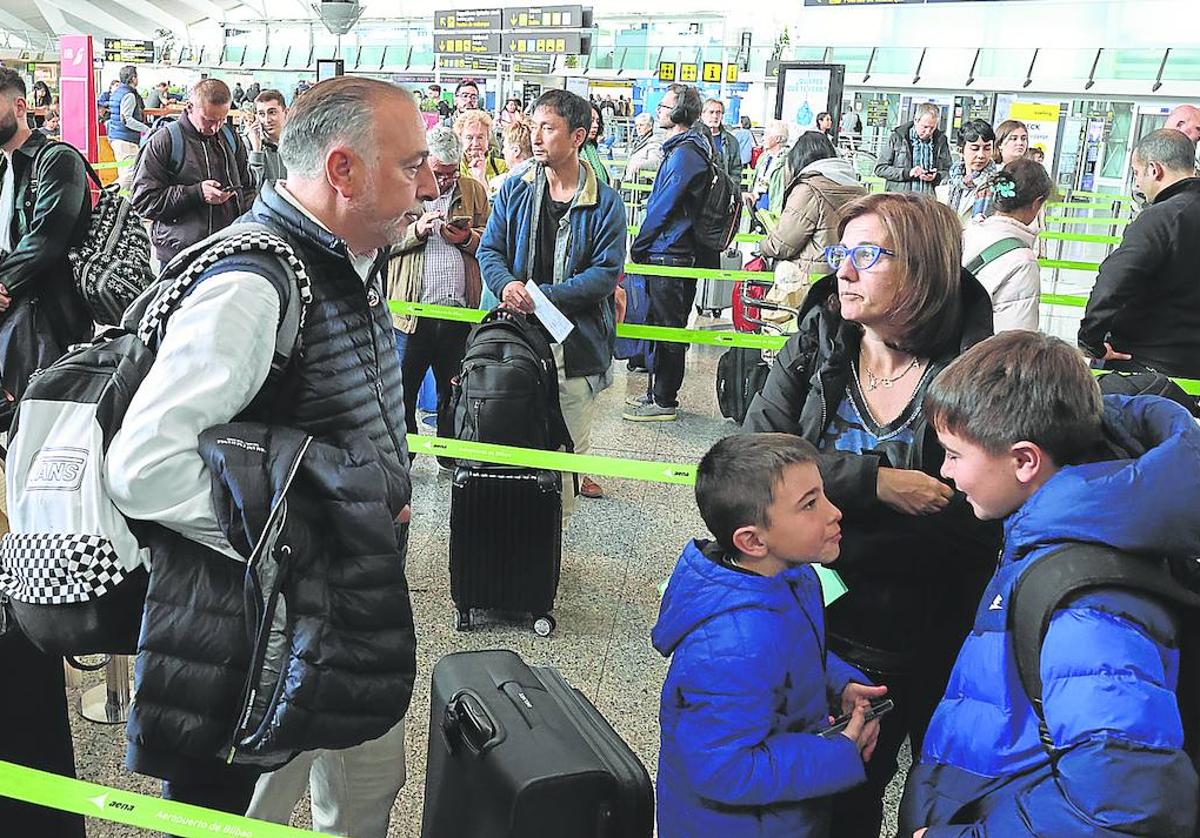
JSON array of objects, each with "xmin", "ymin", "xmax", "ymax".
[
  {"xmin": 925, "ymin": 331, "xmax": 1103, "ymax": 464},
  {"xmin": 696, "ymin": 434, "xmax": 820, "ymax": 554}
]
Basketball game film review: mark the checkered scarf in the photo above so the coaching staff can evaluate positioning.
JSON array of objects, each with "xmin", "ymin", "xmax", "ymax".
[{"xmin": 909, "ymin": 125, "xmax": 935, "ymax": 194}]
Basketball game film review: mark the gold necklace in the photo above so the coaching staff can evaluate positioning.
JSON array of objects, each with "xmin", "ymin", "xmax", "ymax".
[{"xmin": 862, "ymin": 354, "xmax": 920, "ymax": 391}]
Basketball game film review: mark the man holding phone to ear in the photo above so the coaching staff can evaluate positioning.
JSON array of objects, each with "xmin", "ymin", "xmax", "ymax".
[
  {"xmin": 131, "ymin": 78, "xmax": 253, "ymax": 266},
  {"xmin": 386, "ymin": 124, "xmax": 490, "ymax": 462}
]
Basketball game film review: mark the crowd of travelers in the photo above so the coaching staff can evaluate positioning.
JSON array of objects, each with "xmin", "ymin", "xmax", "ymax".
[{"xmin": 1, "ymin": 60, "xmax": 1199, "ymax": 837}]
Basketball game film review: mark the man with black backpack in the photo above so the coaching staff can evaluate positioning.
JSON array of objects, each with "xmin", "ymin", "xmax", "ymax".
[
  {"xmin": 0, "ymin": 64, "xmax": 90, "ymax": 838},
  {"xmin": 624, "ymin": 83, "xmax": 718, "ymax": 423},
  {"xmin": 104, "ymin": 77, "xmax": 434, "ymax": 829},
  {"xmin": 478, "ymin": 88, "xmax": 625, "ymax": 514},
  {"xmin": 131, "ymin": 78, "xmax": 253, "ymax": 266},
  {"xmin": 899, "ymin": 331, "xmax": 1200, "ymax": 837}
]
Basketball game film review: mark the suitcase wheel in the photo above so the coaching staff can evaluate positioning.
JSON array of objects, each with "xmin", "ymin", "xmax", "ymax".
[
  {"xmin": 454, "ymin": 610, "xmax": 473, "ymax": 632},
  {"xmin": 532, "ymin": 615, "xmax": 556, "ymax": 637}
]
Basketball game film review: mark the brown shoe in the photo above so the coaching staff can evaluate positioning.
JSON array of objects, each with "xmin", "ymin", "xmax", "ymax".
[{"xmin": 579, "ymin": 476, "xmax": 604, "ymax": 499}]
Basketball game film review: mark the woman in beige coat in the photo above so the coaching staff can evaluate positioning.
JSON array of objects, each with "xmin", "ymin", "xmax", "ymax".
[{"xmin": 761, "ymin": 132, "xmax": 867, "ymax": 305}]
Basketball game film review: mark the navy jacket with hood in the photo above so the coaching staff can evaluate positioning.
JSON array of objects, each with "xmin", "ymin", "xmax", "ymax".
[
  {"xmin": 899, "ymin": 396, "xmax": 1200, "ymax": 837},
  {"xmin": 631, "ymin": 128, "xmax": 713, "ymax": 262},
  {"xmin": 653, "ymin": 539, "xmax": 869, "ymax": 838}
]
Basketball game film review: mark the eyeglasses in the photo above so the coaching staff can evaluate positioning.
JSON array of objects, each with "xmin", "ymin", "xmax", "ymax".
[{"xmin": 824, "ymin": 244, "xmax": 896, "ymax": 272}]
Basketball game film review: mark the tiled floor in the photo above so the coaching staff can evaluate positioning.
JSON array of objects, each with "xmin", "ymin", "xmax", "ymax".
[{"xmin": 70, "ymin": 334, "xmax": 908, "ymax": 837}]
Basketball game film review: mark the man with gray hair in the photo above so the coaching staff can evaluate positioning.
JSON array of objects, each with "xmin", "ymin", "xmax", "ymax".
[
  {"xmin": 131, "ymin": 77, "xmax": 253, "ymax": 265},
  {"xmin": 875, "ymin": 102, "xmax": 951, "ymax": 193},
  {"xmin": 108, "ymin": 76, "xmax": 436, "ymax": 827},
  {"xmin": 1079, "ymin": 128, "xmax": 1200, "ymax": 378},
  {"xmin": 386, "ymin": 124, "xmax": 490, "ymax": 463},
  {"xmin": 624, "ymin": 111, "xmax": 666, "ymax": 182}
]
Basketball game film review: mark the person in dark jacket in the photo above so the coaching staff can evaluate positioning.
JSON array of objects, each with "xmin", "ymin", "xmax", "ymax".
[
  {"xmin": 0, "ymin": 65, "xmax": 88, "ymax": 838},
  {"xmin": 623, "ymin": 84, "xmax": 710, "ymax": 422},
  {"xmin": 655, "ymin": 433, "xmax": 883, "ymax": 838},
  {"xmin": 900, "ymin": 331, "xmax": 1200, "ymax": 837},
  {"xmin": 0, "ymin": 69, "xmax": 93, "ymax": 400},
  {"xmin": 1078, "ymin": 128, "xmax": 1200, "ymax": 379},
  {"xmin": 875, "ymin": 104, "xmax": 952, "ymax": 194},
  {"xmin": 131, "ymin": 78, "xmax": 254, "ymax": 266},
  {"xmin": 743, "ymin": 192, "xmax": 1001, "ymax": 838},
  {"xmin": 107, "ymin": 77, "xmax": 436, "ymax": 826},
  {"xmin": 700, "ymin": 97, "xmax": 743, "ymax": 184},
  {"xmin": 478, "ymin": 88, "xmax": 625, "ymax": 515}
]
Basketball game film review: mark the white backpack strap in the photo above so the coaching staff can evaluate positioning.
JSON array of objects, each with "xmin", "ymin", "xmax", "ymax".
[{"xmin": 137, "ymin": 227, "xmax": 313, "ymax": 345}]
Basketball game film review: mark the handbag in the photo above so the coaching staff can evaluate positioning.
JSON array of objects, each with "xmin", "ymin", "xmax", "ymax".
[{"xmin": 0, "ymin": 295, "xmax": 65, "ymax": 432}]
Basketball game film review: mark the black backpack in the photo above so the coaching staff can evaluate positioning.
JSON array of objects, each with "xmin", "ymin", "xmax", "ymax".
[
  {"xmin": 1098, "ymin": 369, "xmax": 1200, "ymax": 417},
  {"xmin": 691, "ymin": 139, "xmax": 743, "ymax": 253},
  {"xmin": 138, "ymin": 115, "xmax": 240, "ymax": 177},
  {"xmin": 716, "ymin": 347, "xmax": 769, "ymax": 424},
  {"xmin": 1010, "ymin": 542, "xmax": 1200, "ymax": 835},
  {"xmin": 450, "ymin": 308, "xmax": 572, "ymax": 454}
]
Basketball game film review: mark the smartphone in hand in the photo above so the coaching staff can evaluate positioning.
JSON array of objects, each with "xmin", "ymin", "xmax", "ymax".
[{"xmin": 818, "ymin": 699, "xmax": 895, "ymax": 738}]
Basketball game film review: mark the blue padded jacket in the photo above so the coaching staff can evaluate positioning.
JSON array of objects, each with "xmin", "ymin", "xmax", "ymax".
[
  {"xmin": 900, "ymin": 395, "xmax": 1200, "ymax": 837},
  {"xmin": 652, "ymin": 540, "xmax": 868, "ymax": 838}
]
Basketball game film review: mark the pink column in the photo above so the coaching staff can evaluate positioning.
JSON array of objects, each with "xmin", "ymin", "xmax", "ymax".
[{"xmin": 59, "ymin": 35, "xmax": 98, "ymax": 163}]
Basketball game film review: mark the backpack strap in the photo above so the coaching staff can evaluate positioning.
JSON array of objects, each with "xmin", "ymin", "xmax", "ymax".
[
  {"xmin": 1010, "ymin": 543, "xmax": 1200, "ymax": 746},
  {"xmin": 965, "ymin": 236, "xmax": 1025, "ymax": 276},
  {"xmin": 166, "ymin": 119, "xmax": 185, "ymax": 177}
]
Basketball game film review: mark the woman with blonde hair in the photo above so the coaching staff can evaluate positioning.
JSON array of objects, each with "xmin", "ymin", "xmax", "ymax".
[
  {"xmin": 745, "ymin": 192, "xmax": 1000, "ymax": 838},
  {"xmin": 455, "ymin": 109, "xmax": 507, "ymax": 187}
]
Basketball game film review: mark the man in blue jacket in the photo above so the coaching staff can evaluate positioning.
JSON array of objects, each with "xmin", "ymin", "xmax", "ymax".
[
  {"xmin": 624, "ymin": 83, "xmax": 711, "ymax": 423},
  {"xmin": 106, "ymin": 64, "xmax": 150, "ymax": 191},
  {"xmin": 478, "ymin": 88, "xmax": 625, "ymax": 513},
  {"xmin": 899, "ymin": 330, "xmax": 1200, "ymax": 837}
]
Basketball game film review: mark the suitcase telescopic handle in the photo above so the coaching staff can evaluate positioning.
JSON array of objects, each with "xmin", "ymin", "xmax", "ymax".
[{"xmin": 444, "ymin": 690, "xmax": 504, "ymax": 756}]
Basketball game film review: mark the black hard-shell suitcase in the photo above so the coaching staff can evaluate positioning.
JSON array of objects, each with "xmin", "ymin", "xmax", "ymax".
[
  {"xmin": 449, "ymin": 466, "xmax": 562, "ymax": 635},
  {"xmin": 717, "ymin": 346, "xmax": 770, "ymax": 424},
  {"xmin": 420, "ymin": 649, "xmax": 654, "ymax": 838}
]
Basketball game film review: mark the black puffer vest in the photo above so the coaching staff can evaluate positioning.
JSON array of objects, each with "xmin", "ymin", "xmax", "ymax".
[{"xmin": 126, "ymin": 183, "xmax": 412, "ymax": 783}]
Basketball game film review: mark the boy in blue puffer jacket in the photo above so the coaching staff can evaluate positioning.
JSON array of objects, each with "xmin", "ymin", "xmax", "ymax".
[
  {"xmin": 899, "ymin": 330, "xmax": 1200, "ymax": 837},
  {"xmin": 653, "ymin": 433, "xmax": 885, "ymax": 838}
]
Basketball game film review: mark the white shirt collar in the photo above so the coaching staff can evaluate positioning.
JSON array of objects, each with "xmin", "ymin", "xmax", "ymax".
[{"xmin": 274, "ymin": 181, "xmax": 376, "ymax": 283}]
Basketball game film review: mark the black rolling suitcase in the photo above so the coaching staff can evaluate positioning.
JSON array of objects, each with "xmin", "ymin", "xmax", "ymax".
[
  {"xmin": 449, "ymin": 466, "xmax": 562, "ymax": 636},
  {"xmin": 420, "ymin": 649, "xmax": 654, "ymax": 838}
]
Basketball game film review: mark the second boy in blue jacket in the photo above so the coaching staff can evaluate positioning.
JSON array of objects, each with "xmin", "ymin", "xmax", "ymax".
[
  {"xmin": 654, "ymin": 433, "xmax": 884, "ymax": 837},
  {"xmin": 901, "ymin": 331, "xmax": 1200, "ymax": 837}
]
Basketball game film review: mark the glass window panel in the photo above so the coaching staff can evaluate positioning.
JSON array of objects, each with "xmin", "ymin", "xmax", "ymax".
[
  {"xmin": 1033, "ymin": 48, "xmax": 1097, "ymax": 83},
  {"xmin": 1165, "ymin": 48, "xmax": 1200, "ymax": 81},
  {"xmin": 829, "ymin": 47, "xmax": 871, "ymax": 74},
  {"xmin": 222, "ymin": 45, "xmax": 246, "ymax": 65},
  {"xmin": 976, "ymin": 47, "xmax": 1035, "ymax": 78},
  {"xmin": 286, "ymin": 45, "xmax": 311, "ymax": 68},
  {"xmin": 243, "ymin": 46, "xmax": 266, "ymax": 67},
  {"xmin": 873, "ymin": 47, "xmax": 921, "ymax": 75},
  {"xmin": 1095, "ymin": 48, "xmax": 1164, "ymax": 80},
  {"xmin": 358, "ymin": 45, "xmax": 385, "ymax": 68},
  {"xmin": 266, "ymin": 43, "xmax": 288, "ymax": 66}
]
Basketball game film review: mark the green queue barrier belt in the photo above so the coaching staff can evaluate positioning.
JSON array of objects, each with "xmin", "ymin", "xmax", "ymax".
[
  {"xmin": 403, "ymin": 433, "xmax": 849, "ymax": 604},
  {"xmin": 388, "ymin": 300, "xmax": 789, "ymax": 350},
  {"xmin": 625, "ymin": 225, "xmax": 764, "ymax": 245},
  {"xmin": 0, "ymin": 761, "xmax": 318, "ymax": 837},
  {"xmin": 1038, "ymin": 230, "xmax": 1122, "ymax": 245},
  {"xmin": 1044, "ymin": 216, "xmax": 1130, "ymax": 227},
  {"xmin": 1040, "ymin": 293, "xmax": 1089, "ymax": 308},
  {"xmin": 1038, "ymin": 258, "xmax": 1100, "ymax": 272},
  {"xmin": 91, "ymin": 159, "xmax": 134, "ymax": 170},
  {"xmin": 1045, "ymin": 201, "xmax": 1130, "ymax": 211},
  {"xmin": 1070, "ymin": 190, "xmax": 1135, "ymax": 203},
  {"xmin": 623, "ymin": 262, "xmax": 775, "ymax": 283}
]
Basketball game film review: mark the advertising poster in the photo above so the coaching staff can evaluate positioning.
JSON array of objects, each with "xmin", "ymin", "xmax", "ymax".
[
  {"xmin": 775, "ymin": 63, "xmax": 845, "ymax": 141},
  {"xmin": 1006, "ymin": 100, "xmax": 1063, "ymax": 171}
]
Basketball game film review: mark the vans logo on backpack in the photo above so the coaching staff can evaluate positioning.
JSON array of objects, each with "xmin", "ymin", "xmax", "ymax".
[{"xmin": 28, "ymin": 448, "xmax": 88, "ymax": 491}]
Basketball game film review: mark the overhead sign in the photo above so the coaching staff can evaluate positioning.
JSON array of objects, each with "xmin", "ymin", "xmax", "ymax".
[
  {"xmin": 504, "ymin": 33, "xmax": 583, "ymax": 55},
  {"xmin": 679, "ymin": 63, "xmax": 698, "ymax": 83},
  {"xmin": 434, "ymin": 8, "xmax": 503, "ymax": 30},
  {"xmin": 726, "ymin": 63, "xmax": 739, "ymax": 83},
  {"xmin": 702, "ymin": 62, "xmax": 722, "ymax": 83},
  {"xmin": 439, "ymin": 55, "xmax": 499, "ymax": 71},
  {"xmin": 1010, "ymin": 101, "xmax": 1062, "ymax": 122},
  {"xmin": 505, "ymin": 5, "xmax": 585, "ymax": 28},
  {"xmin": 658, "ymin": 61, "xmax": 676, "ymax": 82},
  {"xmin": 803, "ymin": 0, "xmax": 922, "ymax": 5},
  {"xmin": 103, "ymin": 39, "xmax": 154, "ymax": 64},
  {"xmin": 435, "ymin": 33, "xmax": 502, "ymax": 55}
]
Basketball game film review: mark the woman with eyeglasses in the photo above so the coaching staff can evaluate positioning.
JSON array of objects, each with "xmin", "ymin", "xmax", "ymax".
[{"xmin": 744, "ymin": 192, "xmax": 1001, "ymax": 838}]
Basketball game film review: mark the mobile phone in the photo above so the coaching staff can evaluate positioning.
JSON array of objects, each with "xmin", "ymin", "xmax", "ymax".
[
  {"xmin": 448, "ymin": 215, "xmax": 471, "ymax": 229},
  {"xmin": 818, "ymin": 698, "xmax": 894, "ymax": 738}
]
